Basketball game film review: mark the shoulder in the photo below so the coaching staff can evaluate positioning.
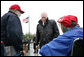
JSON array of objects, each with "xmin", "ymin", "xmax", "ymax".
[
  {"xmin": 48, "ymin": 20, "xmax": 57, "ymax": 26},
  {"xmin": 1, "ymin": 12, "xmax": 16, "ymax": 22},
  {"xmin": 1, "ymin": 12, "xmax": 9, "ymax": 19},
  {"xmin": 37, "ymin": 23, "xmax": 41, "ymax": 27},
  {"xmin": 37, "ymin": 24, "xmax": 39, "ymax": 27},
  {"xmin": 8, "ymin": 12, "xmax": 17, "ymax": 17},
  {"xmin": 40, "ymin": 44, "xmax": 49, "ymax": 56},
  {"xmin": 50, "ymin": 19, "xmax": 56, "ymax": 22},
  {"xmin": 49, "ymin": 19, "xmax": 56, "ymax": 24},
  {"xmin": 8, "ymin": 12, "xmax": 20, "ymax": 22}
]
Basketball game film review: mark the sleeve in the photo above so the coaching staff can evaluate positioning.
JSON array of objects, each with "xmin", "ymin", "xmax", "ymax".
[
  {"xmin": 53, "ymin": 20, "xmax": 60, "ymax": 38},
  {"xmin": 39, "ymin": 45, "xmax": 51, "ymax": 56},
  {"xmin": 36, "ymin": 25, "xmax": 40, "ymax": 45}
]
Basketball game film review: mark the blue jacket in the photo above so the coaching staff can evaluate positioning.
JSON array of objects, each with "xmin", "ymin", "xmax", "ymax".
[
  {"xmin": 1, "ymin": 11, "xmax": 23, "ymax": 51},
  {"xmin": 39, "ymin": 26, "xmax": 83, "ymax": 56}
]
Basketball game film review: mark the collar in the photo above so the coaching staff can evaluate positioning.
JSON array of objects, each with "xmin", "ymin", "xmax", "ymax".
[{"xmin": 8, "ymin": 11, "xmax": 18, "ymax": 16}]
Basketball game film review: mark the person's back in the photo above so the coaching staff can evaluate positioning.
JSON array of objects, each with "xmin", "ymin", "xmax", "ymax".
[
  {"xmin": 39, "ymin": 15, "xmax": 83, "ymax": 56},
  {"xmin": 40, "ymin": 25, "xmax": 83, "ymax": 56},
  {"xmin": 1, "ymin": 11, "xmax": 23, "ymax": 46},
  {"xmin": 1, "ymin": 4, "xmax": 25, "ymax": 56}
]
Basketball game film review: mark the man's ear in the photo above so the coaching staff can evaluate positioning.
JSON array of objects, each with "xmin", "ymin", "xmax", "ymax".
[
  {"xmin": 14, "ymin": 9, "xmax": 18, "ymax": 13},
  {"xmin": 61, "ymin": 24, "xmax": 66, "ymax": 33},
  {"xmin": 72, "ymin": 21, "xmax": 76, "ymax": 25},
  {"xmin": 13, "ymin": 10, "xmax": 17, "ymax": 13}
]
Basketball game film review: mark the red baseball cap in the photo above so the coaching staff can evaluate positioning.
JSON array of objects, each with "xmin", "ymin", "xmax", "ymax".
[
  {"xmin": 9, "ymin": 4, "xmax": 24, "ymax": 14},
  {"xmin": 57, "ymin": 15, "xmax": 78, "ymax": 27}
]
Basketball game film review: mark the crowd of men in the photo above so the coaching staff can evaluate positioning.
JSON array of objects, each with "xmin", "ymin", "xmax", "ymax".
[{"xmin": 1, "ymin": 4, "xmax": 83, "ymax": 56}]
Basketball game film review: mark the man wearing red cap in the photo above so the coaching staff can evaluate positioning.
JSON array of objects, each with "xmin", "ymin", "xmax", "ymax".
[
  {"xmin": 39, "ymin": 15, "xmax": 83, "ymax": 56},
  {"xmin": 1, "ymin": 4, "xmax": 25, "ymax": 56}
]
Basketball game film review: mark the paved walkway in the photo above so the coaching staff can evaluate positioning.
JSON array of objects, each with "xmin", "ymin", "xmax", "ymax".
[{"xmin": 25, "ymin": 43, "xmax": 41, "ymax": 56}]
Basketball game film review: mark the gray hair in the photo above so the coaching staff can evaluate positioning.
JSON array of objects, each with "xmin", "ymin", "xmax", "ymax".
[
  {"xmin": 41, "ymin": 12, "xmax": 48, "ymax": 18},
  {"xmin": 9, "ymin": 10, "xmax": 16, "ymax": 12}
]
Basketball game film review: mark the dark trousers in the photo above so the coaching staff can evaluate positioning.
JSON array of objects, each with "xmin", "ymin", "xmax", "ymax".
[
  {"xmin": 28, "ymin": 44, "xmax": 30, "ymax": 50},
  {"xmin": 33, "ymin": 43, "xmax": 36, "ymax": 50},
  {"xmin": 1, "ymin": 44, "xmax": 4, "ymax": 56},
  {"xmin": 33, "ymin": 43, "xmax": 38, "ymax": 53}
]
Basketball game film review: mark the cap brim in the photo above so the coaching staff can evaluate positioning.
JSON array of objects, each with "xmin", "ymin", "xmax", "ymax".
[{"xmin": 20, "ymin": 10, "xmax": 25, "ymax": 14}]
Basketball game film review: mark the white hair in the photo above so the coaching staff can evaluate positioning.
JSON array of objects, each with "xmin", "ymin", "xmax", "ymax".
[{"xmin": 41, "ymin": 12, "xmax": 48, "ymax": 18}]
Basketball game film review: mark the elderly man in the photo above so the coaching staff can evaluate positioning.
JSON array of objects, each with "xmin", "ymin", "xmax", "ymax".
[
  {"xmin": 36, "ymin": 12, "xmax": 59, "ymax": 49},
  {"xmin": 39, "ymin": 15, "xmax": 83, "ymax": 56},
  {"xmin": 1, "ymin": 4, "xmax": 25, "ymax": 56}
]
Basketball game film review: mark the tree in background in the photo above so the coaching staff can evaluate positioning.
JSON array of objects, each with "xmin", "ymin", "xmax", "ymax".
[{"xmin": 23, "ymin": 33, "xmax": 35, "ymax": 40}]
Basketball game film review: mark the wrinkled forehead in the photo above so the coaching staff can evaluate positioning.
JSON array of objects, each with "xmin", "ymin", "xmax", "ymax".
[{"xmin": 41, "ymin": 13, "xmax": 47, "ymax": 18}]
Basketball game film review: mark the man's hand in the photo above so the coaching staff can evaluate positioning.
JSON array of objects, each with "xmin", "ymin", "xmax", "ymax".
[
  {"xmin": 34, "ymin": 41, "xmax": 36, "ymax": 43},
  {"xmin": 22, "ymin": 50, "xmax": 26, "ymax": 56},
  {"xmin": 36, "ymin": 45, "xmax": 40, "ymax": 49}
]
